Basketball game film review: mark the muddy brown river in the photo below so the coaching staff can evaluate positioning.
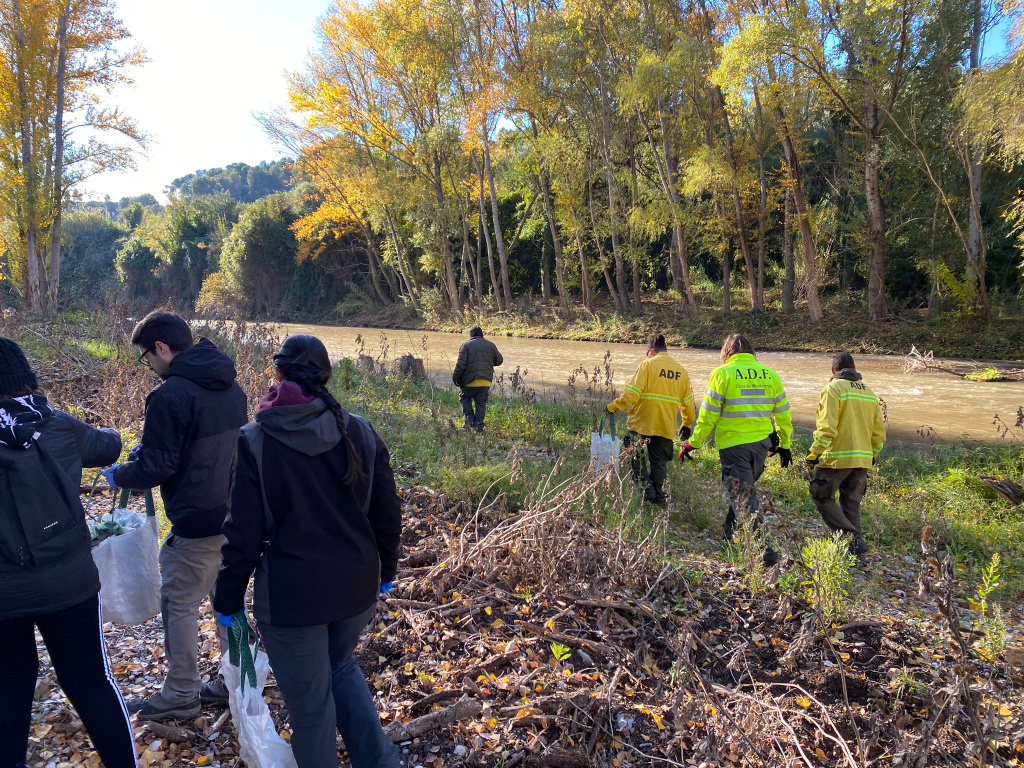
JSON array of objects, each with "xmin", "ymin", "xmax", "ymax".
[{"xmin": 276, "ymin": 323, "xmax": 1024, "ymax": 443}]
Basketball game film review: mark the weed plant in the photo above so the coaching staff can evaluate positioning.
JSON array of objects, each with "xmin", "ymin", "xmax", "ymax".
[{"xmin": 800, "ymin": 533, "xmax": 856, "ymax": 620}]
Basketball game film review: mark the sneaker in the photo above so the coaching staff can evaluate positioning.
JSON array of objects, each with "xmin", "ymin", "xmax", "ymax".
[
  {"xmin": 200, "ymin": 677, "xmax": 230, "ymax": 706},
  {"xmin": 127, "ymin": 693, "xmax": 201, "ymax": 721}
]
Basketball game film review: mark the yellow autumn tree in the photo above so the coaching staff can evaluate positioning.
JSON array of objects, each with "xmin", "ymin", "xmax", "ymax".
[{"xmin": 0, "ymin": 0, "xmax": 145, "ymax": 311}]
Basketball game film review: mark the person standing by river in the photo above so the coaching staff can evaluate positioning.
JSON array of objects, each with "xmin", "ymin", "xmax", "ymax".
[
  {"xmin": 806, "ymin": 352, "xmax": 886, "ymax": 556},
  {"xmin": 605, "ymin": 334, "xmax": 695, "ymax": 507},
  {"xmin": 0, "ymin": 338, "xmax": 137, "ymax": 768},
  {"xmin": 681, "ymin": 334, "xmax": 792, "ymax": 565},
  {"xmin": 452, "ymin": 326, "xmax": 503, "ymax": 433},
  {"xmin": 104, "ymin": 311, "xmax": 248, "ymax": 720}
]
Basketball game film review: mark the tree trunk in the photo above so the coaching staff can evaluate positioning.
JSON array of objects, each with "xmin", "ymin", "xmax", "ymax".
[
  {"xmin": 477, "ymin": 158, "xmax": 504, "ymax": 310},
  {"xmin": 47, "ymin": 0, "xmax": 70, "ymax": 310},
  {"xmin": 596, "ymin": 65, "xmax": 630, "ymax": 311},
  {"xmin": 432, "ymin": 153, "xmax": 461, "ymax": 313},
  {"xmin": 13, "ymin": 0, "xmax": 41, "ymax": 311},
  {"xmin": 775, "ymin": 106, "xmax": 823, "ymax": 323},
  {"xmin": 573, "ymin": 229, "xmax": 593, "ymax": 311},
  {"xmin": 928, "ymin": 187, "xmax": 940, "ymax": 318},
  {"xmin": 652, "ymin": 99, "xmax": 697, "ymax": 310},
  {"xmin": 718, "ymin": 87, "xmax": 759, "ymax": 311},
  {"xmin": 587, "ymin": 175, "xmax": 623, "ymax": 312},
  {"xmin": 753, "ymin": 89, "xmax": 767, "ymax": 308},
  {"xmin": 967, "ymin": 0, "xmax": 991, "ymax": 321},
  {"xmin": 540, "ymin": 243, "xmax": 552, "ymax": 300},
  {"xmin": 366, "ymin": 241, "xmax": 391, "ymax": 305},
  {"xmin": 384, "ymin": 207, "xmax": 420, "ymax": 311},
  {"xmin": 863, "ymin": 99, "xmax": 889, "ymax": 321},
  {"xmin": 783, "ymin": 186, "xmax": 796, "ymax": 315},
  {"xmin": 627, "ymin": 123, "xmax": 641, "ymax": 315},
  {"xmin": 538, "ymin": 165, "xmax": 568, "ymax": 311},
  {"xmin": 482, "ymin": 142, "xmax": 513, "ymax": 309}
]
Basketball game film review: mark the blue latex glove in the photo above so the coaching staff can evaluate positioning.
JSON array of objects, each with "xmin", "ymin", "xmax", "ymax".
[
  {"xmin": 217, "ymin": 612, "xmax": 237, "ymax": 628},
  {"xmin": 128, "ymin": 445, "xmax": 140, "ymax": 459},
  {"xmin": 379, "ymin": 581, "xmax": 394, "ymax": 595},
  {"xmin": 101, "ymin": 464, "xmax": 120, "ymax": 489}
]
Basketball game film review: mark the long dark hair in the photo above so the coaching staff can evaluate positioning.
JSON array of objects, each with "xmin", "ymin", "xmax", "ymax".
[{"xmin": 273, "ymin": 335, "xmax": 362, "ymax": 486}]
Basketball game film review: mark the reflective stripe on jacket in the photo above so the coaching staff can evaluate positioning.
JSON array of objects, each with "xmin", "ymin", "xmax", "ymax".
[
  {"xmin": 810, "ymin": 370, "xmax": 886, "ymax": 469},
  {"xmin": 690, "ymin": 353, "xmax": 792, "ymax": 450},
  {"xmin": 607, "ymin": 352, "xmax": 695, "ymax": 441}
]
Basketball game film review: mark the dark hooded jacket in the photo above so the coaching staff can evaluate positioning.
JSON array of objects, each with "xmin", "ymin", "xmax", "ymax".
[
  {"xmin": 214, "ymin": 400, "xmax": 402, "ymax": 627},
  {"xmin": 113, "ymin": 338, "xmax": 247, "ymax": 538},
  {"xmin": 0, "ymin": 396, "xmax": 121, "ymax": 620}
]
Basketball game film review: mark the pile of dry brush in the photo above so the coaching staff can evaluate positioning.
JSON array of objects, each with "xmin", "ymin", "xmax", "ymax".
[{"xmin": 370, "ymin": 462, "xmax": 1024, "ymax": 768}]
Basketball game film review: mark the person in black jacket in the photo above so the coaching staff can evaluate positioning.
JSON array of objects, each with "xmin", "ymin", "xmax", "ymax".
[
  {"xmin": 103, "ymin": 312, "xmax": 247, "ymax": 721},
  {"xmin": 0, "ymin": 338, "xmax": 137, "ymax": 768},
  {"xmin": 214, "ymin": 334, "xmax": 401, "ymax": 768},
  {"xmin": 452, "ymin": 326, "xmax": 503, "ymax": 433}
]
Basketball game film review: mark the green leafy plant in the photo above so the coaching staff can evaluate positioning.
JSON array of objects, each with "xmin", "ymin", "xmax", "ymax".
[
  {"xmin": 964, "ymin": 367, "xmax": 1005, "ymax": 382},
  {"xmin": 800, "ymin": 533, "xmax": 855, "ymax": 619},
  {"xmin": 970, "ymin": 553, "xmax": 1009, "ymax": 658},
  {"xmin": 551, "ymin": 642, "xmax": 571, "ymax": 663}
]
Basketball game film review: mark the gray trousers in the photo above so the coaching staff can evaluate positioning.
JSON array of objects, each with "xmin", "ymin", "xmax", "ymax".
[
  {"xmin": 258, "ymin": 604, "xmax": 399, "ymax": 768},
  {"xmin": 718, "ymin": 437, "xmax": 772, "ymax": 538},
  {"xmin": 810, "ymin": 467, "xmax": 869, "ymax": 537},
  {"xmin": 158, "ymin": 533, "xmax": 229, "ymax": 705}
]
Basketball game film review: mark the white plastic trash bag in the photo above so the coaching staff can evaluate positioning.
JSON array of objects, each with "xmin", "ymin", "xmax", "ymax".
[
  {"xmin": 591, "ymin": 413, "xmax": 622, "ymax": 476},
  {"xmin": 221, "ymin": 617, "xmax": 297, "ymax": 768},
  {"xmin": 91, "ymin": 490, "xmax": 161, "ymax": 625}
]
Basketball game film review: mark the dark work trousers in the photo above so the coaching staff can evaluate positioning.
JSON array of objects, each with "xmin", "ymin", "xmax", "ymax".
[
  {"xmin": 0, "ymin": 595, "xmax": 137, "ymax": 768},
  {"xmin": 718, "ymin": 437, "xmax": 773, "ymax": 539},
  {"xmin": 258, "ymin": 604, "xmax": 399, "ymax": 768},
  {"xmin": 459, "ymin": 386, "xmax": 490, "ymax": 432},
  {"xmin": 624, "ymin": 431, "xmax": 674, "ymax": 504},
  {"xmin": 809, "ymin": 467, "xmax": 869, "ymax": 537}
]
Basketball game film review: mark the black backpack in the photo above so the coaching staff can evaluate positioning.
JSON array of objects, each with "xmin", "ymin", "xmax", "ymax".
[{"xmin": 0, "ymin": 439, "xmax": 88, "ymax": 567}]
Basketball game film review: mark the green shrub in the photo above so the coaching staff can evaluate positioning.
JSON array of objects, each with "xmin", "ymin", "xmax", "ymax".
[
  {"xmin": 800, "ymin": 533, "xmax": 855, "ymax": 619},
  {"xmin": 438, "ymin": 463, "xmax": 515, "ymax": 511}
]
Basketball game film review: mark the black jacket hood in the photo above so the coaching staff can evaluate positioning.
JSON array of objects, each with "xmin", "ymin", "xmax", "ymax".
[
  {"xmin": 832, "ymin": 368, "xmax": 863, "ymax": 382},
  {"xmin": 167, "ymin": 338, "xmax": 237, "ymax": 391},
  {"xmin": 255, "ymin": 401, "xmax": 341, "ymax": 457}
]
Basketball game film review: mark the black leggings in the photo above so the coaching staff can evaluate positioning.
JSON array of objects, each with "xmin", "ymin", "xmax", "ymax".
[{"xmin": 0, "ymin": 595, "xmax": 137, "ymax": 768}]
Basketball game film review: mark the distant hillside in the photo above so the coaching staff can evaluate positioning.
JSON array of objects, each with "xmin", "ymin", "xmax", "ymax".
[{"xmin": 167, "ymin": 159, "xmax": 292, "ymax": 203}]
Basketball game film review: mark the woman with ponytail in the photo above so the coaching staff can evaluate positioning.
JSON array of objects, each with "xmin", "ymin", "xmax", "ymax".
[{"xmin": 214, "ymin": 335, "xmax": 401, "ymax": 768}]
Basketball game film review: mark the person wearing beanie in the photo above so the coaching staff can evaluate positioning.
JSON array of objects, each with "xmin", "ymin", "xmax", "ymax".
[
  {"xmin": 214, "ymin": 335, "xmax": 402, "ymax": 768},
  {"xmin": 107, "ymin": 311, "xmax": 248, "ymax": 721},
  {"xmin": 0, "ymin": 338, "xmax": 137, "ymax": 768}
]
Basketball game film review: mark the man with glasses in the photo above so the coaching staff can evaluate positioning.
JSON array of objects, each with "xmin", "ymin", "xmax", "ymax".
[{"xmin": 101, "ymin": 311, "xmax": 247, "ymax": 720}]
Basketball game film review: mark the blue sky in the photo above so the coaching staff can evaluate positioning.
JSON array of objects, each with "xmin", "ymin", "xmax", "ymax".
[{"xmin": 83, "ymin": 0, "xmax": 328, "ymax": 203}]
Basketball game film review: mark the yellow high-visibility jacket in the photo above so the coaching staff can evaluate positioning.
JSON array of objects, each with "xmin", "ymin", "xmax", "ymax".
[
  {"xmin": 606, "ymin": 352, "xmax": 695, "ymax": 441},
  {"xmin": 809, "ymin": 370, "xmax": 886, "ymax": 468},
  {"xmin": 690, "ymin": 353, "xmax": 792, "ymax": 450}
]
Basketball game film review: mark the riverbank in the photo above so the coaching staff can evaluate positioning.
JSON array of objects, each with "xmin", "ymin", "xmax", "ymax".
[
  {"xmin": 334, "ymin": 359, "xmax": 1024, "ymax": 600},
  {"xmin": 10, "ymin": 311, "xmax": 1024, "ymax": 766},
  {"xmin": 340, "ymin": 293, "xmax": 1024, "ymax": 360}
]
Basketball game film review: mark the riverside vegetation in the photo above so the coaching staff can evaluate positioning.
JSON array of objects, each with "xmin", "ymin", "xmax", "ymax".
[{"xmin": 6, "ymin": 312, "xmax": 1024, "ymax": 767}]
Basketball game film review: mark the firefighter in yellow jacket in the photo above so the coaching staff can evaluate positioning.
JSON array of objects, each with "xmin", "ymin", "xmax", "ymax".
[
  {"xmin": 681, "ymin": 334, "xmax": 792, "ymax": 565},
  {"xmin": 806, "ymin": 352, "xmax": 886, "ymax": 556},
  {"xmin": 605, "ymin": 334, "xmax": 695, "ymax": 507}
]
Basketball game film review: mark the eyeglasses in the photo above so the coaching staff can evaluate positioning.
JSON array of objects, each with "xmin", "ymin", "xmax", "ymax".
[{"xmin": 137, "ymin": 347, "xmax": 153, "ymax": 368}]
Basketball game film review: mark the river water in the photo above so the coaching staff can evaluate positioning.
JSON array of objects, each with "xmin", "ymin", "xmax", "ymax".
[{"xmin": 276, "ymin": 323, "xmax": 1024, "ymax": 443}]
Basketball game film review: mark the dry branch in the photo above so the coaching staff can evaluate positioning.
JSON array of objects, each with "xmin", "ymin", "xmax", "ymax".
[{"xmin": 384, "ymin": 698, "xmax": 483, "ymax": 742}]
